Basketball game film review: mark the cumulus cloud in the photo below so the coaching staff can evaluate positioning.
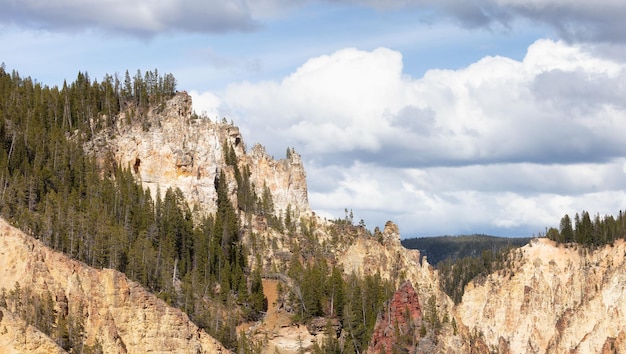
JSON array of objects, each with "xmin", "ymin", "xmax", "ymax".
[
  {"xmin": 304, "ymin": 160, "xmax": 626, "ymax": 236},
  {"xmin": 211, "ymin": 40, "xmax": 626, "ymax": 168},
  {"xmin": 188, "ymin": 90, "xmax": 221, "ymax": 118},
  {"xmin": 193, "ymin": 40, "xmax": 626, "ymax": 236}
]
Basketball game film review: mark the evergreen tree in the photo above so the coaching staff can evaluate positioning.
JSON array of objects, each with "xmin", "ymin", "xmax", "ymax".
[
  {"xmin": 248, "ymin": 270, "xmax": 266, "ymax": 320},
  {"xmin": 560, "ymin": 214, "xmax": 574, "ymax": 243}
]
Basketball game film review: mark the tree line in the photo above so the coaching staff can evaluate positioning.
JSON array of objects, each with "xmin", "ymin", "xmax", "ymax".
[
  {"xmin": 285, "ymin": 253, "xmax": 393, "ymax": 353},
  {"xmin": 437, "ymin": 248, "xmax": 514, "ymax": 304},
  {"xmin": 437, "ymin": 209, "xmax": 626, "ymax": 305},
  {"xmin": 545, "ymin": 210, "xmax": 626, "ymax": 247},
  {"xmin": 401, "ymin": 234, "xmax": 530, "ymax": 266}
]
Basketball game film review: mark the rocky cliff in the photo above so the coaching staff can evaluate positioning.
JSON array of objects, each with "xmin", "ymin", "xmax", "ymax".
[
  {"xmin": 333, "ymin": 224, "xmax": 626, "ymax": 353},
  {"xmin": 0, "ymin": 218, "xmax": 227, "ymax": 353},
  {"xmin": 86, "ymin": 92, "xmax": 309, "ymax": 218},
  {"xmin": 367, "ymin": 281, "xmax": 423, "ymax": 354},
  {"xmin": 457, "ymin": 238, "xmax": 626, "ymax": 353},
  {"xmin": 0, "ymin": 306, "xmax": 65, "ymax": 354},
  {"xmin": 339, "ymin": 221, "xmax": 452, "ymax": 327}
]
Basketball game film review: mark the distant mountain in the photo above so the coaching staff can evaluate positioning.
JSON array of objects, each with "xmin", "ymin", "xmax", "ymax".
[{"xmin": 401, "ymin": 234, "xmax": 531, "ymax": 266}]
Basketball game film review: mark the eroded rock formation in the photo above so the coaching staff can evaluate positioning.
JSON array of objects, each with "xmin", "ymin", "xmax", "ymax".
[
  {"xmin": 0, "ymin": 218, "xmax": 227, "ymax": 353},
  {"xmin": 86, "ymin": 92, "xmax": 309, "ymax": 218},
  {"xmin": 368, "ymin": 281, "xmax": 423, "ymax": 354},
  {"xmin": 457, "ymin": 238, "xmax": 626, "ymax": 353},
  {"xmin": 339, "ymin": 221, "xmax": 450, "ymax": 319},
  {"xmin": 0, "ymin": 306, "xmax": 66, "ymax": 354}
]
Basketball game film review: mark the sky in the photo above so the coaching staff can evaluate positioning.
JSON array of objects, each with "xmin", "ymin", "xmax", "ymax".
[{"xmin": 2, "ymin": 1, "xmax": 626, "ymax": 238}]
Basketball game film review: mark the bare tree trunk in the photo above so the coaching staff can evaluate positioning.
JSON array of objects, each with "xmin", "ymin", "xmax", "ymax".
[{"xmin": 173, "ymin": 258, "xmax": 178, "ymax": 286}]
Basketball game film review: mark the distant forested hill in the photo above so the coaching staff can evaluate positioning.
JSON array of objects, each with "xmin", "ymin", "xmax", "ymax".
[{"xmin": 401, "ymin": 234, "xmax": 531, "ymax": 266}]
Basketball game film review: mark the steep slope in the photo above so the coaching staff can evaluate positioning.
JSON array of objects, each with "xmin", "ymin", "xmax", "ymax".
[
  {"xmin": 339, "ymin": 222, "xmax": 453, "ymax": 325},
  {"xmin": 367, "ymin": 281, "xmax": 424, "ymax": 354},
  {"xmin": 0, "ymin": 306, "xmax": 66, "ymax": 354},
  {"xmin": 0, "ymin": 218, "xmax": 227, "ymax": 353},
  {"xmin": 86, "ymin": 92, "xmax": 309, "ymax": 217},
  {"xmin": 457, "ymin": 238, "xmax": 626, "ymax": 353}
]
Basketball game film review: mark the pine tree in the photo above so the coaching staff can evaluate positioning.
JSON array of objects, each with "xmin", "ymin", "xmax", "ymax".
[
  {"xmin": 248, "ymin": 270, "xmax": 266, "ymax": 320},
  {"xmin": 559, "ymin": 214, "xmax": 574, "ymax": 243}
]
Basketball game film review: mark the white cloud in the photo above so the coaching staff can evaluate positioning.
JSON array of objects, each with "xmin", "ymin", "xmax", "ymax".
[
  {"xmin": 316, "ymin": 161, "xmax": 626, "ymax": 236},
  {"xmin": 189, "ymin": 90, "xmax": 221, "ymax": 119},
  {"xmin": 191, "ymin": 39, "xmax": 626, "ymax": 236},
  {"xmin": 220, "ymin": 47, "xmax": 408, "ymax": 154},
  {"xmin": 210, "ymin": 40, "xmax": 626, "ymax": 166}
]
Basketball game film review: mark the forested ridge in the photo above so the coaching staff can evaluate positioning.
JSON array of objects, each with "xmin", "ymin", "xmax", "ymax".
[
  {"xmin": 401, "ymin": 234, "xmax": 530, "ymax": 266},
  {"xmin": 434, "ymin": 210, "xmax": 626, "ymax": 305},
  {"xmin": 0, "ymin": 65, "xmax": 394, "ymax": 353},
  {"xmin": 403, "ymin": 235, "xmax": 530, "ymax": 305},
  {"xmin": 545, "ymin": 210, "xmax": 626, "ymax": 246}
]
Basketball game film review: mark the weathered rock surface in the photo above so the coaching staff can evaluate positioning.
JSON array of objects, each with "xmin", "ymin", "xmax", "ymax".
[
  {"xmin": 86, "ymin": 92, "xmax": 309, "ymax": 217},
  {"xmin": 340, "ymin": 222, "xmax": 420, "ymax": 282},
  {"xmin": 339, "ymin": 221, "xmax": 450, "ymax": 316},
  {"xmin": 0, "ymin": 218, "xmax": 228, "ymax": 353},
  {"xmin": 0, "ymin": 306, "xmax": 66, "ymax": 354},
  {"xmin": 457, "ymin": 238, "xmax": 626, "ymax": 353},
  {"xmin": 248, "ymin": 144, "xmax": 309, "ymax": 217},
  {"xmin": 338, "ymin": 221, "xmax": 467, "ymax": 351},
  {"xmin": 368, "ymin": 281, "xmax": 423, "ymax": 354}
]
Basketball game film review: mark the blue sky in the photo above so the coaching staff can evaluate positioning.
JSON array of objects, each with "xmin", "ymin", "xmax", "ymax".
[{"xmin": 2, "ymin": 0, "xmax": 626, "ymax": 238}]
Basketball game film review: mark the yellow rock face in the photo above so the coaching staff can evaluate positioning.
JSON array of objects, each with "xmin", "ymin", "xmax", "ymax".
[
  {"xmin": 457, "ymin": 238, "xmax": 626, "ymax": 353},
  {"xmin": 0, "ymin": 307, "xmax": 66, "ymax": 354},
  {"xmin": 0, "ymin": 218, "xmax": 228, "ymax": 353}
]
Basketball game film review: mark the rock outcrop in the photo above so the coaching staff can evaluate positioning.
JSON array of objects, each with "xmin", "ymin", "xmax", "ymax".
[
  {"xmin": 339, "ymin": 221, "xmax": 449, "ymax": 314},
  {"xmin": 368, "ymin": 281, "xmax": 423, "ymax": 354},
  {"xmin": 0, "ymin": 218, "xmax": 227, "ymax": 353},
  {"xmin": 337, "ymin": 222, "xmax": 466, "ymax": 351},
  {"xmin": 457, "ymin": 238, "xmax": 626, "ymax": 353},
  {"xmin": 340, "ymin": 221, "xmax": 417, "ymax": 281},
  {"xmin": 86, "ymin": 92, "xmax": 309, "ymax": 218},
  {"xmin": 0, "ymin": 306, "xmax": 66, "ymax": 354},
  {"xmin": 248, "ymin": 144, "xmax": 309, "ymax": 217}
]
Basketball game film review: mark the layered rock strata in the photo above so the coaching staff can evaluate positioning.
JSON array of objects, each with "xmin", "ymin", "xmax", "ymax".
[{"xmin": 0, "ymin": 306, "xmax": 66, "ymax": 354}]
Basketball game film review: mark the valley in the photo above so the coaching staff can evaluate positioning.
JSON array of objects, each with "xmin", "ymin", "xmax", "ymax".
[{"xmin": 1, "ymin": 67, "xmax": 626, "ymax": 353}]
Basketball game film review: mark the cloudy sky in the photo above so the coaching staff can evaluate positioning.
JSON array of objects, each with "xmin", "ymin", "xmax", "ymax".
[{"xmin": 2, "ymin": 0, "xmax": 626, "ymax": 237}]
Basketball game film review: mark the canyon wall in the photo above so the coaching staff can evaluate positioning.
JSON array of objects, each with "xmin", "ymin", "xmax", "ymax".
[
  {"xmin": 457, "ymin": 238, "xmax": 626, "ymax": 353},
  {"xmin": 0, "ymin": 218, "xmax": 228, "ymax": 353}
]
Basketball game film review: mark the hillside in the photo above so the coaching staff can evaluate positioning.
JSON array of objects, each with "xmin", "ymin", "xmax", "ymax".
[
  {"xmin": 3, "ymin": 67, "xmax": 626, "ymax": 353},
  {"xmin": 0, "ymin": 67, "xmax": 453, "ymax": 353},
  {"xmin": 0, "ymin": 218, "xmax": 227, "ymax": 353},
  {"xmin": 401, "ymin": 234, "xmax": 531, "ymax": 266}
]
